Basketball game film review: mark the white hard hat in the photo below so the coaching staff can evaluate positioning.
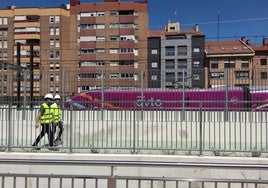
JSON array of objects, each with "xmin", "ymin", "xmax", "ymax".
[
  {"xmin": 44, "ymin": 93, "xmax": 53, "ymax": 100},
  {"xmin": 54, "ymin": 94, "xmax": 61, "ymax": 100}
]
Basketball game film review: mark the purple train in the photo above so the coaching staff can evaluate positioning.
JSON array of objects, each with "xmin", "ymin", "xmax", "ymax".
[{"xmin": 65, "ymin": 87, "xmax": 268, "ymax": 111}]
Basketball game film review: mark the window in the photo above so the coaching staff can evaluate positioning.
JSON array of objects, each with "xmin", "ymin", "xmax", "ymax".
[
  {"xmin": 110, "ymin": 73, "xmax": 118, "ymax": 79},
  {"xmin": 97, "ymin": 36, "xmax": 105, "ymax": 41},
  {"xmin": 151, "ymin": 49, "xmax": 158, "ymax": 54},
  {"xmin": 3, "ymin": 18, "xmax": 7, "ymax": 25},
  {"xmin": 165, "ymin": 60, "xmax": 175, "ymax": 69},
  {"xmin": 193, "ymin": 47, "xmax": 200, "ymax": 53},
  {"xmin": 0, "ymin": 18, "xmax": 8, "ymax": 25},
  {"xmin": 261, "ymin": 72, "xmax": 268, "ymax": 79},
  {"xmin": 0, "ymin": 41, "xmax": 7, "ymax": 48},
  {"xmin": 235, "ymin": 71, "xmax": 249, "ymax": 79},
  {"xmin": 224, "ymin": 59, "xmax": 235, "ymax": 68},
  {"xmin": 49, "ymin": 16, "xmax": 60, "ymax": 23},
  {"xmin": 0, "ymin": 29, "xmax": 8, "ymax": 37},
  {"xmin": 110, "ymin": 61, "xmax": 119, "ymax": 66},
  {"xmin": 96, "ymin": 49, "xmax": 105, "ymax": 54},
  {"xmin": 81, "ymin": 49, "xmax": 95, "ymax": 54},
  {"xmin": 110, "ymin": 36, "xmax": 118, "ymax": 41},
  {"xmin": 97, "ymin": 12, "xmax": 105, "ymax": 16},
  {"xmin": 109, "ymin": 23, "xmax": 118, "ymax": 29},
  {"xmin": 55, "ymin": 27, "xmax": 60, "ymax": 35},
  {"xmin": 50, "ymin": 40, "xmax": 60, "ymax": 47},
  {"xmin": 178, "ymin": 59, "xmax": 187, "ymax": 69},
  {"xmin": 49, "ymin": 16, "xmax": 54, "ymax": 23},
  {"xmin": 50, "ymin": 40, "xmax": 54, "ymax": 46},
  {"xmin": 151, "ymin": 75, "xmax": 157, "ymax": 80},
  {"xmin": 178, "ymin": 46, "xmax": 187, "ymax": 56},
  {"xmin": 120, "ymin": 73, "xmax": 134, "ymax": 79},
  {"xmin": 151, "ymin": 62, "xmax": 158, "ymax": 68},
  {"xmin": 50, "ymin": 73, "xmax": 54, "ymax": 81},
  {"xmin": 165, "ymin": 46, "xmax": 175, "ymax": 56},
  {"xmin": 165, "ymin": 72, "xmax": 175, "ymax": 82},
  {"xmin": 193, "ymin": 61, "xmax": 200, "ymax": 67},
  {"xmin": 134, "ymin": 62, "xmax": 138, "ymax": 68},
  {"xmin": 55, "ymin": 16, "xmax": 60, "ymax": 23},
  {"xmin": 109, "ymin": 48, "xmax": 119, "ymax": 54},
  {"xmin": 261, "ymin": 59, "xmax": 267, "ymax": 65},
  {"xmin": 120, "ymin": 48, "xmax": 134, "ymax": 54},
  {"xmin": 210, "ymin": 72, "xmax": 224, "ymax": 79},
  {"xmin": 119, "ymin": 61, "xmax": 134, "ymax": 66},
  {"xmin": 50, "ymin": 28, "xmax": 54, "ymax": 35},
  {"xmin": 210, "ymin": 60, "xmax": 218, "ymax": 69},
  {"xmin": 50, "ymin": 51, "xmax": 60, "ymax": 59},
  {"xmin": 96, "ymin": 24, "xmax": 105, "ymax": 29},
  {"xmin": 55, "ymin": 40, "xmax": 60, "ymax": 47},
  {"xmin": 0, "ymin": 51, "xmax": 7, "ymax": 60},
  {"xmin": 80, "ymin": 24, "xmax": 95, "ymax": 30},
  {"xmin": 241, "ymin": 59, "xmax": 249, "ymax": 68},
  {"xmin": 110, "ymin": 11, "xmax": 117, "ymax": 16},
  {"xmin": 80, "ymin": 12, "xmax": 96, "ymax": 17}
]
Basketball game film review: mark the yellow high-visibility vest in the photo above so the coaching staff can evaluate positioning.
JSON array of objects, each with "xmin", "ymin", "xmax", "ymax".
[
  {"xmin": 51, "ymin": 103, "xmax": 62, "ymax": 123},
  {"xmin": 40, "ymin": 103, "xmax": 53, "ymax": 124}
]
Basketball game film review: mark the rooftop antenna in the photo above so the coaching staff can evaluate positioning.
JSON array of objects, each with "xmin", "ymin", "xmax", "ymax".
[
  {"xmin": 217, "ymin": 11, "xmax": 220, "ymax": 41},
  {"xmin": 174, "ymin": 10, "xmax": 178, "ymax": 22}
]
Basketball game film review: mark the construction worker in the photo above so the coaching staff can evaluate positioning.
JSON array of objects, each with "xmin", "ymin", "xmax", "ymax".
[
  {"xmin": 32, "ymin": 93, "xmax": 57, "ymax": 150},
  {"xmin": 51, "ymin": 94, "xmax": 64, "ymax": 145}
]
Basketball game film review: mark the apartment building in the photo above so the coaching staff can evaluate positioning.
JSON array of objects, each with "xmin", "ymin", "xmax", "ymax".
[
  {"xmin": 148, "ymin": 22, "xmax": 205, "ymax": 89},
  {"xmin": 205, "ymin": 39, "xmax": 255, "ymax": 88},
  {"xmin": 69, "ymin": 0, "xmax": 148, "ymax": 91},
  {"xmin": 0, "ymin": 5, "xmax": 71, "ymax": 99},
  {"xmin": 249, "ymin": 38, "xmax": 268, "ymax": 86}
]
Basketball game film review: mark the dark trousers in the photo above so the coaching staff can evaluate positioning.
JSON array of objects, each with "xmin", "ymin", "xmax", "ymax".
[
  {"xmin": 32, "ymin": 123, "xmax": 54, "ymax": 147},
  {"xmin": 52, "ymin": 121, "xmax": 64, "ymax": 142}
]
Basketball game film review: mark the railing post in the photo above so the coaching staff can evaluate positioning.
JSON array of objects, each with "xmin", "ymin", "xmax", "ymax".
[
  {"xmin": 132, "ymin": 110, "xmax": 136, "ymax": 154},
  {"xmin": 101, "ymin": 71, "xmax": 105, "ymax": 120},
  {"xmin": 182, "ymin": 69, "xmax": 186, "ymax": 121},
  {"xmin": 7, "ymin": 103, "xmax": 12, "ymax": 152},
  {"xmin": 107, "ymin": 166, "xmax": 116, "ymax": 188},
  {"xmin": 69, "ymin": 105, "xmax": 73, "ymax": 153},
  {"xmin": 199, "ymin": 101, "xmax": 203, "ymax": 156},
  {"xmin": 224, "ymin": 68, "xmax": 229, "ymax": 121}
]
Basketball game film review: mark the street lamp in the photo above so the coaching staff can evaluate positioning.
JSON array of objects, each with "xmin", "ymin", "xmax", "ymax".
[{"xmin": 172, "ymin": 70, "xmax": 192, "ymax": 121}]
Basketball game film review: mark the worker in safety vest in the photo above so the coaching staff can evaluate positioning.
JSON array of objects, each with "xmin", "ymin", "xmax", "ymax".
[
  {"xmin": 32, "ymin": 93, "xmax": 57, "ymax": 150},
  {"xmin": 51, "ymin": 94, "xmax": 64, "ymax": 145}
]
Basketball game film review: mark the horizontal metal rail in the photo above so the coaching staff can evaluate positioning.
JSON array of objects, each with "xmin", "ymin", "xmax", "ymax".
[
  {"xmin": 0, "ymin": 173, "xmax": 268, "ymax": 184},
  {"xmin": 1, "ymin": 158, "xmax": 268, "ymax": 188},
  {"xmin": 0, "ymin": 158, "xmax": 268, "ymax": 169}
]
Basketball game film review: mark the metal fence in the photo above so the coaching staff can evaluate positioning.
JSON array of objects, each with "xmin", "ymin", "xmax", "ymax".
[
  {"xmin": 0, "ymin": 158, "xmax": 268, "ymax": 188},
  {"xmin": 0, "ymin": 101, "xmax": 268, "ymax": 156},
  {"xmin": 1, "ymin": 68, "xmax": 268, "ymax": 103}
]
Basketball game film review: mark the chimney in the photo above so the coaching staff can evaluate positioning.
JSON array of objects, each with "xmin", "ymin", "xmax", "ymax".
[
  {"xmin": 263, "ymin": 38, "xmax": 268, "ymax": 46},
  {"xmin": 241, "ymin": 36, "xmax": 246, "ymax": 42},
  {"xmin": 70, "ymin": 0, "xmax": 80, "ymax": 6},
  {"xmin": 7, "ymin": 5, "xmax": 16, "ymax": 9},
  {"xmin": 105, "ymin": 0, "xmax": 120, "ymax": 2},
  {"xmin": 194, "ymin": 24, "xmax": 199, "ymax": 32}
]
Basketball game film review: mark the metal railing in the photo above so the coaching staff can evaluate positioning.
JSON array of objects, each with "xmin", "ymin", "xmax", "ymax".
[
  {"xmin": 0, "ymin": 158, "xmax": 268, "ymax": 188},
  {"xmin": 0, "ymin": 101, "xmax": 267, "ymax": 156}
]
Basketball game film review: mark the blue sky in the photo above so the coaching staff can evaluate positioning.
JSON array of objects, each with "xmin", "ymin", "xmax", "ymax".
[{"xmin": 1, "ymin": 0, "xmax": 268, "ymax": 44}]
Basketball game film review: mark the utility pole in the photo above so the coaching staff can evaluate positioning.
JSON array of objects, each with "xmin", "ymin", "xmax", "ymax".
[
  {"xmin": 17, "ymin": 42, "xmax": 21, "ymax": 109},
  {"xmin": 30, "ymin": 41, "xmax": 34, "ymax": 109},
  {"xmin": 217, "ymin": 11, "xmax": 220, "ymax": 41}
]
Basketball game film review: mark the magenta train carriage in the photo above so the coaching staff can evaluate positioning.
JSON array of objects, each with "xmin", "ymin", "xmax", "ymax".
[{"xmin": 65, "ymin": 87, "xmax": 268, "ymax": 111}]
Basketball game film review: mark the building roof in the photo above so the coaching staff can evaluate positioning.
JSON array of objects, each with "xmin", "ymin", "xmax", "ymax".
[
  {"xmin": 205, "ymin": 40, "xmax": 255, "ymax": 57},
  {"xmin": 148, "ymin": 29, "xmax": 204, "ymax": 38},
  {"xmin": 250, "ymin": 45, "xmax": 268, "ymax": 51}
]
